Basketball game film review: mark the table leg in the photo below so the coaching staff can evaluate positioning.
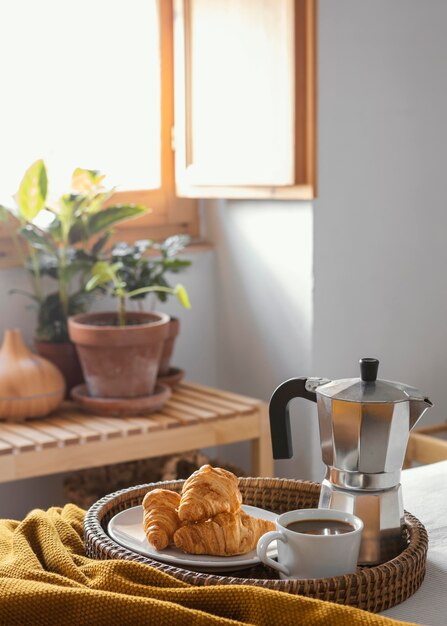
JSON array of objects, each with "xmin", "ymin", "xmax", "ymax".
[{"xmin": 251, "ymin": 402, "xmax": 274, "ymax": 477}]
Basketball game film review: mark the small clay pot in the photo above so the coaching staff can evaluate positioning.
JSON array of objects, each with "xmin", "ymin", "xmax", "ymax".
[
  {"xmin": 34, "ymin": 340, "xmax": 84, "ymax": 398},
  {"xmin": 68, "ymin": 311, "xmax": 170, "ymax": 399},
  {"xmin": 0, "ymin": 329, "xmax": 65, "ymax": 420},
  {"xmin": 158, "ymin": 317, "xmax": 180, "ymax": 376}
]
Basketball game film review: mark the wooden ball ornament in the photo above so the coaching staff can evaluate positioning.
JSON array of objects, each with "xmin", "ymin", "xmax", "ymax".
[{"xmin": 0, "ymin": 329, "xmax": 65, "ymax": 421}]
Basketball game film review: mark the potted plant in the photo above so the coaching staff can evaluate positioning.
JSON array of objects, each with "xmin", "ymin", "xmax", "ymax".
[
  {"xmin": 106, "ymin": 235, "xmax": 192, "ymax": 381},
  {"xmin": 0, "ymin": 160, "xmax": 148, "ymax": 393},
  {"xmin": 68, "ymin": 260, "xmax": 190, "ymax": 414}
]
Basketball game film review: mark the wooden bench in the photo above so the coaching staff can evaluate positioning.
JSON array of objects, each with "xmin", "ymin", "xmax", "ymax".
[{"xmin": 0, "ymin": 382, "xmax": 273, "ymax": 483}]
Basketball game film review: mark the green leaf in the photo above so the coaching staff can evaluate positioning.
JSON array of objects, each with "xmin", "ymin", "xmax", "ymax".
[
  {"xmin": 91, "ymin": 230, "xmax": 112, "ymax": 256},
  {"xmin": 19, "ymin": 225, "xmax": 57, "ymax": 253},
  {"xmin": 71, "ymin": 168, "xmax": 105, "ymax": 192},
  {"xmin": 175, "ymin": 284, "xmax": 191, "ymax": 309},
  {"xmin": 84, "ymin": 273, "xmax": 103, "ymax": 292},
  {"xmin": 34, "ymin": 290, "xmax": 90, "ymax": 342},
  {"xmin": 87, "ymin": 204, "xmax": 149, "ymax": 236},
  {"xmin": 9, "ymin": 289, "xmax": 39, "ymax": 302},
  {"xmin": 111, "ymin": 242, "xmax": 134, "ymax": 259},
  {"xmin": 134, "ymin": 239, "xmax": 153, "ymax": 254},
  {"xmin": 84, "ymin": 189, "xmax": 115, "ymax": 214},
  {"xmin": 85, "ymin": 261, "xmax": 122, "ymax": 291},
  {"xmin": 59, "ymin": 193, "xmax": 84, "ymax": 219},
  {"xmin": 17, "ymin": 160, "xmax": 48, "ymax": 221},
  {"xmin": 47, "ymin": 215, "xmax": 63, "ymax": 242},
  {"xmin": 161, "ymin": 234, "xmax": 191, "ymax": 257},
  {"xmin": 60, "ymin": 260, "xmax": 95, "ymax": 283},
  {"xmin": 67, "ymin": 218, "xmax": 88, "ymax": 244}
]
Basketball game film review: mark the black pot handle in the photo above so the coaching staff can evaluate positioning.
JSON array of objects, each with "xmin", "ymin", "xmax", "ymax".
[{"xmin": 269, "ymin": 378, "xmax": 317, "ymax": 459}]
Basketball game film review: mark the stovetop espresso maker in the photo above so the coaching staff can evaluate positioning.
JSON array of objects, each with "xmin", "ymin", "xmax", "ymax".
[{"xmin": 269, "ymin": 358, "xmax": 433, "ymax": 564}]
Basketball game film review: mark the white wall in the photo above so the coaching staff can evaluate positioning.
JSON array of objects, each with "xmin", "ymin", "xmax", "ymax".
[{"xmin": 314, "ymin": 0, "xmax": 447, "ymax": 425}]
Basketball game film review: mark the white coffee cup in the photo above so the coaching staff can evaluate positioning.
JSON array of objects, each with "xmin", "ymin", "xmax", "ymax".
[{"xmin": 257, "ymin": 508, "xmax": 363, "ymax": 580}]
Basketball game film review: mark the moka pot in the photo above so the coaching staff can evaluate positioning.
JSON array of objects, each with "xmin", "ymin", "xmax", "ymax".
[{"xmin": 269, "ymin": 358, "xmax": 433, "ymax": 565}]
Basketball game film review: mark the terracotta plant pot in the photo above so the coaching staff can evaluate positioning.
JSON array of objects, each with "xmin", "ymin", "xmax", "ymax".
[
  {"xmin": 34, "ymin": 340, "xmax": 84, "ymax": 398},
  {"xmin": 68, "ymin": 311, "xmax": 170, "ymax": 399},
  {"xmin": 158, "ymin": 317, "xmax": 180, "ymax": 376}
]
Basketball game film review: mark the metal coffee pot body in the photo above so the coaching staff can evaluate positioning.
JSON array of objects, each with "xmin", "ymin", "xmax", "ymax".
[{"xmin": 269, "ymin": 358, "xmax": 433, "ymax": 565}]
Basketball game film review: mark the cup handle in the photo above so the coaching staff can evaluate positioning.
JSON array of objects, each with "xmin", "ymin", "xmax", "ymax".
[{"xmin": 257, "ymin": 530, "xmax": 290, "ymax": 577}]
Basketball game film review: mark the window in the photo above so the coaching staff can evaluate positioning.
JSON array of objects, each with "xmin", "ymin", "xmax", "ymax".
[
  {"xmin": 173, "ymin": 0, "xmax": 317, "ymax": 199},
  {"xmin": 0, "ymin": 0, "xmax": 316, "ymax": 267},
  {"xmin": 0, "ymin": 0, "xmax": 199, "ymax": 268},
  {"xmin": 0, "ymin": 0, "xmax": 161, "ymax": 194}
]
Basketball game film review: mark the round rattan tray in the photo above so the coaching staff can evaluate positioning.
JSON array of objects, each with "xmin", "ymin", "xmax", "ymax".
[{"xmin": 84, "ymin": 477, "xmax": 428, "ymax": 613}]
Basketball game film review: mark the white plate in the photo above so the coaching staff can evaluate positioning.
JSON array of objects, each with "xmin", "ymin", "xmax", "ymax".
[{"xmin": 108, "ymin": 504, "xmax": 277, "ymax": 573}]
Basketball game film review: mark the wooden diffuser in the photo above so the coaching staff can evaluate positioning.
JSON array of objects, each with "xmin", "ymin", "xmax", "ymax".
[{"xmin": 0, "ymin": 329, "xmax": 65, "ymax": 421}]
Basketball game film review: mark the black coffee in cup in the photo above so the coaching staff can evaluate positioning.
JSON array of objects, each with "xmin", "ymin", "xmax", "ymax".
[{"xmin": 285, "ymin": 518, "xmax": 355, "ymax": 536}]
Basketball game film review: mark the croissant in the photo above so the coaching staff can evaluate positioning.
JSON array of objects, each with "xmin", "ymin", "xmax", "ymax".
[
  {"xmin": 173, "ymin": 511, "xmax": 275, "ymax": 556},
  {"xmin": 178, "ymin": 464, "xmax": 242, "ymax": 523},
  {"xmin": 142, "ymin": 488, "xmax": 181, "ymax": 550}
]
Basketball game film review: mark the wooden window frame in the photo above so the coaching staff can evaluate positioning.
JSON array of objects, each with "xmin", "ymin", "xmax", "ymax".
[{"xmin": 173, "ymin": 0, "xmax": 318, "ymax": 200}]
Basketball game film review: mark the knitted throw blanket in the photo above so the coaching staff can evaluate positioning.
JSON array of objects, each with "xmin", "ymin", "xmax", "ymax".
[{"xmin": 0, "ymin": 505, "xmax": 416, "ymax": 626}]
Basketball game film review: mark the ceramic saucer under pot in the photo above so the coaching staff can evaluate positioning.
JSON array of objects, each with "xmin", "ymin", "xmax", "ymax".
[{"xmin": 71, "ymin": 383, "xmax": 171, "ymax": 417}]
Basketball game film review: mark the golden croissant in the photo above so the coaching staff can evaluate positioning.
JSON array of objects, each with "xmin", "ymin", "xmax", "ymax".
[
  {"xmin": 173, "ymin": 511, "xmax": 275, "ymax": 556},
  {"xmin": 178, "ymin": 464, "xmax": 242, "ymax": 523},
  {"xmin": 142, "ymin": 488, "xmax": 181, "ymax": 550}
]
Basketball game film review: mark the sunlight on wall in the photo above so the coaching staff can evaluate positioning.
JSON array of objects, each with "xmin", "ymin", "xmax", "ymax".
[
  {"xmin": 226, "ymin": 203, "xmax": 313, "ymax": 324},
  {"xmin": 209, "ymin": 200, "xmax": 313, "ymax": 394}
]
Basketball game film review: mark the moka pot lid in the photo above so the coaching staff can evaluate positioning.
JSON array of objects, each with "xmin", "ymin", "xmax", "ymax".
[{"xmin": 316, "ymin": 358, "xmax": 427, "ymax": 404}]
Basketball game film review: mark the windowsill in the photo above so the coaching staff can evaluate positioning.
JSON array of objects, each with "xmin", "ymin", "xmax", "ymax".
[
  {"xmin": 175, "ymin": 184, "xmax": 316, "ymax": 201},
  {"xmin": 142, "ymin": 239, "xmax": 213, "ymax": 256},
  {"xmin": 185, "ymin": 240, "xmax": 214, "ymax": 253}
]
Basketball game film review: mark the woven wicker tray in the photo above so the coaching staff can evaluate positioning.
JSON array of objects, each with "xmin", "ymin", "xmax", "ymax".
[{"xmin": 84, "ymin": 477, "xmax": 428, "ymax": 612}]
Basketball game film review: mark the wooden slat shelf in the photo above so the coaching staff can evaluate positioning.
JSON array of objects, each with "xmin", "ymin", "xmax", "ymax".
[{"xmin": 0, "ymin": 382, "xmax": 273, "ymax": 483}]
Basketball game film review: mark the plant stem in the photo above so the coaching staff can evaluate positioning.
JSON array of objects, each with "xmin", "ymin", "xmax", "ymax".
[
  {"xmin": 10, "ymin": 228, "xmax": 26, "ymax": 271},
  {"xmin": 29, "ymin": 248, "xmax": 44, "ymax": 303},
  {"xmin": 119, "ymin": 295, "xmax": 126, "ymax": 326},
  {"xmin": 58, "ymin": 244, "xmax": 69, "ymax": 323}
]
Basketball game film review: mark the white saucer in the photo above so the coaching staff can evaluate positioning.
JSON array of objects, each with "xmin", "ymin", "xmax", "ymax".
[{"xmin": 108, "ymin": 504, "xmax": 277, "ymax": 573}]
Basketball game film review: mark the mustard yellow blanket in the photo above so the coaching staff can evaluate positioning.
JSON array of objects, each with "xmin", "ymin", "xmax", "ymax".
[{"xmin": 0, "ymin": 505, "xmax": 416, "ymax": 626}]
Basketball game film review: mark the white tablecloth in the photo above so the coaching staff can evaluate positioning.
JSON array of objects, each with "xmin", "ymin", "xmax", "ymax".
[{"xmin": 380, "ymin": 460, "xmax": 447, "ymax": 625}]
